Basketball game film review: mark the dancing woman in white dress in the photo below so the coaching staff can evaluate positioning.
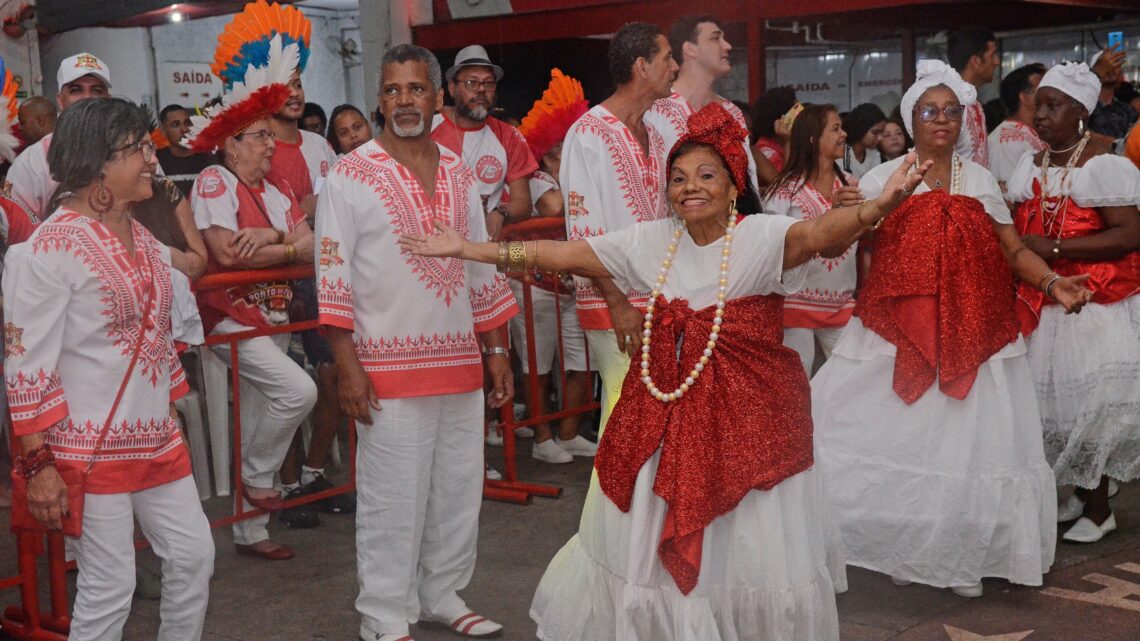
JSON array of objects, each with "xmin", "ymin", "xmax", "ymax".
[
  {"xmin": 811, "ymin": 60, "xmax": 1092, "ymax": 598},
  {"xmin": 402, "ymin": 103, "xmax": 929, "ymax": 641}
]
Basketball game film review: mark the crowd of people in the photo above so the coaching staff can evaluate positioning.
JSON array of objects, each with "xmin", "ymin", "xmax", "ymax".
[{"xmin": 0, "ymin": 2, "xmax": 1138, "ymax": 640}]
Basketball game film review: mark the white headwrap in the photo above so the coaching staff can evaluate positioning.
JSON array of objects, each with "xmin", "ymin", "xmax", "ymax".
[
  {"xmin": 1039, "ymin": 61, "xmax": 1102, "ymax": 114},
  {"xmin": 900, "ymin": 59, "xmax": 977, "ymax": 145}
]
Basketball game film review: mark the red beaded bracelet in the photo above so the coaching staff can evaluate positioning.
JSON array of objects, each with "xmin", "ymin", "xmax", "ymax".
[{"xmin": 14, "ymin": 445, "xmax": 56, "ymax": 479}]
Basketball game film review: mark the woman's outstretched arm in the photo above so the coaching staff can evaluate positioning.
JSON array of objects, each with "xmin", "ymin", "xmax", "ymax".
[{"xmin": 399, "ymin": 221, "xmax": 612, "ymax": 278}]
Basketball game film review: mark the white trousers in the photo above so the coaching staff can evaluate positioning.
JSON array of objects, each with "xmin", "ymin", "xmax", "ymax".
[
  {"xmin": 584, "ymin": 329, "xmax": 630, "ymax": 437},
  {"xmin": 784, "ymin": 326, "xmax": 844, "ymax": 376},
  {"xmin": 70, "ymin": 476, "xmax": 214, "ymax": 641},
  {"xmin": 211, "ymin": 318, "xmax": 318, "ymax": 545},
  {"xmin": 356, "ymin": 390, "xmax": 484, "ymax": 637}
]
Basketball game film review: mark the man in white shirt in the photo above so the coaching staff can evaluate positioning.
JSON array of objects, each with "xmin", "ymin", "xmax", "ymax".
[
  {"xmin": 988, "ymin": 63, "xmax": 1047, "ymax": 200},
  {"xmin": 431, "ymin": 44, "xmax": 538, "ymax": 240},
  {"xmin": 5, "ymin": 53, "xmax": 110, "ymax": 218},
  {"xmin": 645, "ymin": 14, "xmax": 759, "ymax": 192},
  {"xmin": 562, "ymin": 22, "xmax": 677, "ymax": 435},
  {"xmin": 317, "ymin": 44, "xmax": 516, "ymax": 641},
  {"xmin": 947, "ymin": 26, "xmax": 999, "ymax": 168}
]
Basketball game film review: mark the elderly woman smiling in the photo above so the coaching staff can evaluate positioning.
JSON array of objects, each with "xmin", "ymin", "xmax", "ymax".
[
  {"xmin": 6, "ymin": 97, "xmax": 213, "ymax": 640},
  {"xmin": 402, "ymin": 103, "xmax": 928, "ymax": 641}
]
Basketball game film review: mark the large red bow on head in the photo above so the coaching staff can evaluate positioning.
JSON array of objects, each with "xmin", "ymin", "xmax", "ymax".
[{"xmin": 669, "ymin": 103, "xmax": 749, "ymax": 193}]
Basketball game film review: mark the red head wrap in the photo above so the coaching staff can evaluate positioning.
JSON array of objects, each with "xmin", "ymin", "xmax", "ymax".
[{"xmin": 668, "ymin": 102, "xmax": 749, "ymax": 193}]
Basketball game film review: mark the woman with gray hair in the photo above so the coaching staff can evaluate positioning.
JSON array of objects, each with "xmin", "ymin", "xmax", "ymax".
[{"xmin": 5, "ymin": 97, "xmax": 214, "ymax": 640}]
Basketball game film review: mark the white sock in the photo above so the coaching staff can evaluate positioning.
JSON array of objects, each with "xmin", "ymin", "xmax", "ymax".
[{"xmin": 301, "ymin": 465, "xmax": 323, "ymax": 486}]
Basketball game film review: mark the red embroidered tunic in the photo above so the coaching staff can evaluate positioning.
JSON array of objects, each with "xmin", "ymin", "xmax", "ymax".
[
  {"xmin": 315, "ymin": 140, "xmax": 517, "ymax": 399},
  {"xmin": 4, "ymin": 211, "xmax": 191, "ymax": 493},
  {"xmin": 856, "ymin": 190, "xmax": 1020, "ymax": 404}
]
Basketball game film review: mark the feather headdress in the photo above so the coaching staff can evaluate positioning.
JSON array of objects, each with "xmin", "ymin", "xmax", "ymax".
[
  {"xmin": 518, "ymin": 69, "xmax": 588, "ymax": 162},
  {"xmin": 213, "ymin": 0, "xmax": 311, "ymax": 89},
  {"xmin": 185, "ymin": 33, "xmax": 297, "ymax": 152},
  {"xmin": 0, "ymin": 56, "xmax": 20, "ymax": 162}
]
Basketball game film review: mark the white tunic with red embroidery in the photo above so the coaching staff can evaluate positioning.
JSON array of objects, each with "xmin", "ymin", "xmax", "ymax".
[
  {"xmin": 764, "ymin": 177, "xmax": 857, "ymax": 328},
  {"xmin": 645, "ymin": 92, "xmax": 760, "ymax": 192},
  {"xmin": 561, "ymin": 104, "xmax": 668, "ymax": 330},
  {"xmin": 315, "ymin": 139, "xmax": 517, "ymax": 399},
  {"xmin": 4, "ymin": 210, "xmax": 191, "ymax": 494},
  {"xmin": 987, "ymin": 120, "xmax": 1045, "ymax": 198},
  {"xmin": 956, "ymin": 102, "xmax": 990, "ymax": 168},
  {"xmin": 431, "ymin": 113, "xmax": 539, "ymax": 214},
  {"xmin": 268, "ymin": 129, "xmax": 338, "ymax": 199}
]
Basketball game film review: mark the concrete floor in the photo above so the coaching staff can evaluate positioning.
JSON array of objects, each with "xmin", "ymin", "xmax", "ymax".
[{"xmin": 4, "ymin": 441, "xmax": 1140, "ymax": 641}]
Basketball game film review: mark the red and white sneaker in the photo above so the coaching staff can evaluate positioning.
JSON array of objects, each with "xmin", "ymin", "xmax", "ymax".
[{"xmin": 418, "ymin": 608, "xmax": 503, "ymax": 638}]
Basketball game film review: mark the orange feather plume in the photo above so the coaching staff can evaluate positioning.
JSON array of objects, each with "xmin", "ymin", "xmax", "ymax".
[{"xmin": 518, "ymin": 69, "xmax": 589, "ymax": 162}]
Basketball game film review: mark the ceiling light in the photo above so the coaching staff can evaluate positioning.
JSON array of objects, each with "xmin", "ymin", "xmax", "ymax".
[{"xmin": 171, "ymin": 11, "xmax": 183, "ymax": 22}]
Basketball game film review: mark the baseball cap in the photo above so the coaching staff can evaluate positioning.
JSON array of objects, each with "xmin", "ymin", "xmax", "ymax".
[
  {"xmin": 445, "ymin": 45, "xmax": 504, "ymax": 82},
  {"xmin": 57, "ymin": 52, "xmax": 112, "ymax": 90}
]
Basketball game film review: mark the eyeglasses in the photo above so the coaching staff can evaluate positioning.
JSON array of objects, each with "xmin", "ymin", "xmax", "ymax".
[
  {"xmin": 458, "ymin": 78, "xmax": 497, "ymax": 92},
  {"xmin": 114, "ymin": 138, "xmax": 156, "ymax": 161},
  {"xmin": 235, "ymin": 129, "xmax": 275, "ymax": 143},
  {"xmin": 913, "ymin": 104, "xmax": 966, "ymax": 122}
]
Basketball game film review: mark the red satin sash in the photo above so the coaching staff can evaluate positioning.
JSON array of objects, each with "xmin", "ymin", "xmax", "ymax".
[
  {"xmin": 1014, "ymin": 178, "xmax": 1140, "ymax": 335},
  {"xmin": 595, "ymin": 294, "xmax": 813, "ymax": 595},
  {"xmin": 856, "ymin": 190, "xmax": 1020, "ymax": 404}
]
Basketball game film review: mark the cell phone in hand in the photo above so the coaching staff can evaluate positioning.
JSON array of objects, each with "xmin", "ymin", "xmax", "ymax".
[{"xmin": 1107, "ymin": 31, "xmax": 1123, "ymax": 52}]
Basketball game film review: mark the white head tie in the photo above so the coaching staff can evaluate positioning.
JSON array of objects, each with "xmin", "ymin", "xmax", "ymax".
[
  {"xmin": 900, "ymin": 60, "xmax": 977, "ymax": 145},
  {"xmin": 1039, "ymin": 61, "xmax": 1101, "ymax": 114}
]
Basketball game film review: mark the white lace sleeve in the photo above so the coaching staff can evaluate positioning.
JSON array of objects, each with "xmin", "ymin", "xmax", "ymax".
[{"xmin": 1070, "ymin": 154, "xmax": 1140, "ymax": 208}]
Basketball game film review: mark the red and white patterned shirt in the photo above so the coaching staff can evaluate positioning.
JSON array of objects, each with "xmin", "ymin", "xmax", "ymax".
[
  {"xmin": 315, "ymin": 139, "xmax": 517, "ymax": 399},
  {"xmin": 764, "ymin": 177, "xmax": 857, "ymax": 328},
  {"xmin": 987, "ymin": 120, "xmax": 1045, "ymax": 198},
  {"xmin": 431, "ymin": 113, "xmax": 538, "ymax": 214},
  {"xmin": 4, "ymin": 211, "xmax": 190, "ymax": 494},
  {"xmin": 957, "ymin": 102, "xmax": 990, "ymax": 168},
  {"xmin": 645, "ymin": 92, "xmax": 760, "ymax": 192},
  {"xmin": 561, "ymin": 104, "xmax": 668, "ymax": 330}
]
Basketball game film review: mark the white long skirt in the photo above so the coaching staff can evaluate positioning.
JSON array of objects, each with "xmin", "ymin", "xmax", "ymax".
[
  {"xmin": 1028, "ymin": 296, "xmax": 1140, "ymax": 489},
  {"xmin": 531, "ymin": 450, "xmax": 846, "ymax": 641},
  {"xmin": 812, "ymin": 318, "xmax": 1056, "ymax": 588}
]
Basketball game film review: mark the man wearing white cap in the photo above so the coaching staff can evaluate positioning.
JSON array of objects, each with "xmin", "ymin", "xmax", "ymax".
[
  {"xmin": 4, "ymin": 52, "xmax": 111, "ymax": 219},
  {"xmin": 431, "ymin": 44, "xmax": 537, "ymax": 241}
]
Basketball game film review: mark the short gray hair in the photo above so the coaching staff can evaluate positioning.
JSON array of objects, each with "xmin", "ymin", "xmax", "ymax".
[{"xmin": 377, "ymin": 44, "xmax": 442, "ymax": 91}]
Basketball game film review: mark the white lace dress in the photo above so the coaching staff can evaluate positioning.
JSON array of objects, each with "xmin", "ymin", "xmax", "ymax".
[{"xmin": 1006, "ymin": 153, "xmax": 1140, "ymax": 488}]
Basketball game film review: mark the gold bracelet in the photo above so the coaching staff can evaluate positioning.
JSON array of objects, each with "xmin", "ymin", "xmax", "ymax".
[
  {"xmin": 854, "ymin": 199, "xmax": 871, "ymax": 227},
  {"xmin": 1038, "ymin": 271, "xmax": 1059, "ymax": 291},
  {"xmin": 285, "ymin": 243, "xmax": 296, "ymax": 263},
  {"xmin": 507, "ymin": 240, "xmax": 527, "ymax": 273},
  {"xmin": 496, "ymin": 242, "xmax": 508, "ymax": 272}
]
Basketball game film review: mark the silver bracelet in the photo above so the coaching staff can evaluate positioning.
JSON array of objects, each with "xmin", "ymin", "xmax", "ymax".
[{"xmin": 482, "ymin": 346, "xmax": 510, "ymax": 356}]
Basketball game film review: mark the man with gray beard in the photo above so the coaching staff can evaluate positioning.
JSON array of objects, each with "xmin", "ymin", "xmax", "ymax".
[
  {"xmin": 431, "ymin": 45, "xmax": 537, "ymax": 240},
  {"xmin": 315, "ymin": 44, "xmax": 517, "ymax": 641}
]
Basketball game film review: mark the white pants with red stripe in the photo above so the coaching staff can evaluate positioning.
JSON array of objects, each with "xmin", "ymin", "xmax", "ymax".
[
  {"xmin": 70, "ymin": 475, "xmax": 214, "ymax": 641},
  {"xmin": 355, "ymin": 390, "xmax": 484, "ymax": 637}
]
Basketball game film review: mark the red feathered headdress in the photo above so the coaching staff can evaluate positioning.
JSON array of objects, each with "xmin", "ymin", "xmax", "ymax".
[
  {"xmin": 669, "ymin": 103, "xmax": 749, "ymax": 193},
  {"xmin": 518, "ymin": 69, "xmax": 588, "ymax": 162}
]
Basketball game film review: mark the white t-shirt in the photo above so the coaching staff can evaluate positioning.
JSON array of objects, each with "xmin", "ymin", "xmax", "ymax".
[
  {"xmin": 586, "ymin": 215, "xmax": 806, "ymax": 311},
  {"xmin": 843, "ymin": 146, "xmax": 882, "ymax": 179},
  {"xmin": 860, "ymin": 153, "xmax": 1011, "ymax": 224}
]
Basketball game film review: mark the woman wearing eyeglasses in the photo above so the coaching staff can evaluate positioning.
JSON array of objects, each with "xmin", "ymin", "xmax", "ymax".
[
  {"xmin": 186, "ymin": 46, "xmax": 318, "ymax": 561},
  {"xmin": 6, "ymin": 97, "xmax": 214, "ymax": 640},
  {"xmin": 812, "ymin": 61, "xmax": 1092, "ymax": 598}
]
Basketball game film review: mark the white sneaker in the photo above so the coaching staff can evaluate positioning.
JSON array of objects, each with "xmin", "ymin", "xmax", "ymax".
[
  {"xmin": 951, "ymin": 582, "xmax": 983, "ymax": 598},
  {"xmin": 1057, "ymin": 494, "xmax": 1085, "ymax": 522},
  {"xmin": 484, "ymin": 464, "xmax": 502, "ymax": 481},
  {"xmin": 485, "ymin": 430, "xmax": 504, "ymax": 447},
  {"xmin": 532, "ymin": 439, "xmax": 573, "ymax": 464},
  {"xmin": 1063, "ymin": 513, "xmax": 1117, "ymax": 543},
  {"xmin": 556, "ymin": 435, "xmax": 598, "ymax": 457},
  {"xmin": 418, "ymin": 608, "xmax": 503, "ymax": 638},
  {"xmin": 890, "ymin": 576, "xmax": 912, "ymax": 586}
]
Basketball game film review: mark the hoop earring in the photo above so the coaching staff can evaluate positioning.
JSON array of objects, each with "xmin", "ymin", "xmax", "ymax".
[{"xmin": 88, "ymin": 177, "xmax": 114, "ymax": 216}]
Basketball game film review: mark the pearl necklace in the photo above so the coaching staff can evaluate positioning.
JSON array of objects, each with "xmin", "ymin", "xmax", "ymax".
[{"xmin": 640, "ymin": 216, "xmax": 735, "ymax": 403}]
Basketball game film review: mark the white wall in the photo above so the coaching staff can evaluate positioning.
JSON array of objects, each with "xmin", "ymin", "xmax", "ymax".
[{"xmin": 38, "ymin": 7, "xmax": 361, "ymax": 117}]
